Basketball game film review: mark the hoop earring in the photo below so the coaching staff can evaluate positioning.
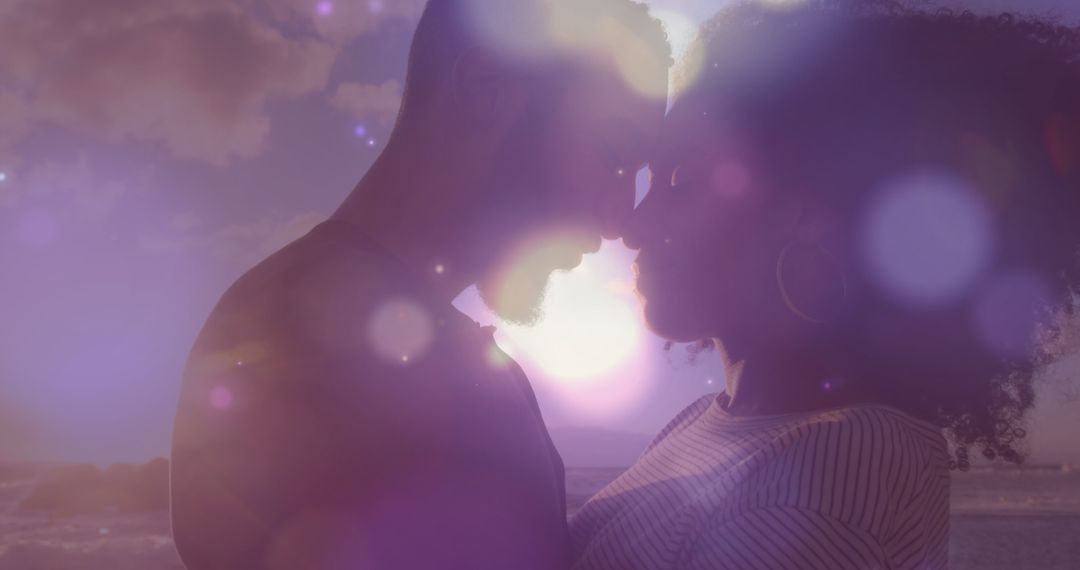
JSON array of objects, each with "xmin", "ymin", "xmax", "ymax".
[{"xmin": 776, "ymin": 241, "xmax": 848, "ymax": 324}]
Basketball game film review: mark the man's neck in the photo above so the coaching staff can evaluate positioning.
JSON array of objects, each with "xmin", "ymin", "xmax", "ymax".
[{"xmin": 331, "ymin": 142, "xmax": 481, "ymax": 303}]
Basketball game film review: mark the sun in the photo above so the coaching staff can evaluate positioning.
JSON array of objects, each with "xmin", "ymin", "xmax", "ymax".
[
  {"xmin": 497, "ymin": 242, "xmax": 644, "ymax": 385},
  {"xmin": 454, "ymin": 239, "xmax": 655, "ymax": 418}
]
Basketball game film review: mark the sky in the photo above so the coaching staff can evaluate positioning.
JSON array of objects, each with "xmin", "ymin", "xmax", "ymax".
[{"xmin": 1, "ymin": 0, "xmax": 1079, "ymax": 465}]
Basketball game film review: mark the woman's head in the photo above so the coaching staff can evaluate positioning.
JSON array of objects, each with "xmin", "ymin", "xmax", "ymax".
[{"xmin": 627, "ymin": 0, "xmax": 1080, "ymax": 465}]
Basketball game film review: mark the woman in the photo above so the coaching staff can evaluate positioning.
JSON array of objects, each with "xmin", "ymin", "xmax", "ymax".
[{"xmin": 570, "ymin": 2, "xmax": 1080, "ymax": 569}]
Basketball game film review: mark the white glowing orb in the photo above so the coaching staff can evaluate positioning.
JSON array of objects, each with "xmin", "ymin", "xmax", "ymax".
[
  {"xmin": 456, "ymin": 240, "xmax": 655, "ymax": 420},
  {"xmin": 0, "ymin": 172, "xmax": 7, "ymax": 183},
  {"xmin": 209, "ymin": 386, "xmax": 233, "ymax": 411},
  {"xmin": 863, "ymin": 171, "xmax": 994, "ymax": 307},
  {"xmin": 14, "ymin": 209, "xmax": 58, "ymax": 248},
  {"xmin": 500, "ymin": 246, "xmax": 643, "ymax": 383},
  {"xmin": 366, "ymin": 298, "xmax": 434, "ymax": 365}
]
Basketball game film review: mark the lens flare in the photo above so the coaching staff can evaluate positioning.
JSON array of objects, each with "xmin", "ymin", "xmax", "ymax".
[
  {"xmin": 508, "ymin": 274, "xmax": 640, "ymax": 381},
  {"xmin": 464, "ymin": 2, "xmax": 669, "ymax": 99},
  {"xmin": 711, "ymin": 160, "xmax": 751, "ymax": 198},
  {"xmin": 366, "ymin": 298, "xmax": 434, "ymax": 365},
  {"xmin": 862, "ymin": 171, "xmax": 995, "ymax": 307},
  {"xmin": 209, "ymin": 386, "xmax": 234, "ymax": 411},
  {"xmin": 316, "ymin": 1, "xmax": 333, "ymax": 16},
  {"xmin": 490, "ymin": 241, "xmax": 654, "ymax": 419},
  {"xmin": 485, "ymin": 227, "xmax": 596, "ymax": 324},
  {"xmin": 546, "ymin": 3, "xmax": 671, "ymax": 99}
]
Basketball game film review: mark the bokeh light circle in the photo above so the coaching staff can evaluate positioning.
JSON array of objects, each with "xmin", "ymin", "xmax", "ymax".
[
  {"xmin": 209, "ymin": 386, "xmax": 234, "ymax": 411},
  {"xmin": 366, "ymin": 298, "xmax": 434, "ymax": 365},
  {"xmin": 862, "ymin": 171, "xmax": 994, "ymax": 307}
]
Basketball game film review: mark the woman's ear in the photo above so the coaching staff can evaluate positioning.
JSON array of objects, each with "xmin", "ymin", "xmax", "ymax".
[{"xmin": 450, "ymin": 46, "xmax": 528, "ymax": 133}]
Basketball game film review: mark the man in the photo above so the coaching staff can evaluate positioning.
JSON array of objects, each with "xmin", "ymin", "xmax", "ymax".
[{"xmin": 170, "ymin": 1, "xmax": 669, "ymax": 568}]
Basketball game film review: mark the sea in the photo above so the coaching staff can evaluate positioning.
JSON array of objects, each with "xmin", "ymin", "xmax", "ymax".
[{"xmin": 1, "ymin": 464, "xmax": 1077, "ymax": 569}]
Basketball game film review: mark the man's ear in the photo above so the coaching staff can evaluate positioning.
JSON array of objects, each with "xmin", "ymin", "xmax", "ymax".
[{"xmin": 450, "ymin": 46, "xmax": 528, "ymax": 132}]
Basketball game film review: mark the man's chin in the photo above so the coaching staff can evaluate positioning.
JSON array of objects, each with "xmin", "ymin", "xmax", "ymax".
[{"xmin": 477, "ymin": 272, "xmax": 550, "ymax": 326}]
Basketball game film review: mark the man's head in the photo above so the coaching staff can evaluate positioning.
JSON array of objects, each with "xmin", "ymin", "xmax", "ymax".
[{"xmin": 393, "ymin": 0, "xmax": 671, "ymax": 323}]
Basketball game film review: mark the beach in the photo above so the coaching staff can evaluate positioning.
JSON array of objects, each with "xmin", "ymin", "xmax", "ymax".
[{"xmin": 0, "ymin": 464, "xmax": 1077, "ymax": 569}]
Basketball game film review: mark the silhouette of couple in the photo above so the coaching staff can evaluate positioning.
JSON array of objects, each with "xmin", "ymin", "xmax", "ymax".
[{"xmin": 171, "ymin": 1, "xmax": 1080, "ymax": 568}]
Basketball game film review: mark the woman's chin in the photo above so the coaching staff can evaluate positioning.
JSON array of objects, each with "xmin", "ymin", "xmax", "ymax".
[{"xmin": 641, "ymin": 296, "xmax": 713, "ymax": 344}]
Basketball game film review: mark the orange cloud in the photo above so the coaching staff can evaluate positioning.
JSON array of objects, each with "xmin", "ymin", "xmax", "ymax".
[
  {"xmin": 0, "ymin": 0, "xmax": 336, "ymax": 165},
  {"xmin": 332, "ymin": 80, "xmax": 402, "ymax": 127}
]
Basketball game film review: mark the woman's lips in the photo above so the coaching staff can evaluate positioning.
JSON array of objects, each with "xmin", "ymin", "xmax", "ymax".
[{"xmin": 633, "ymin": 249, "xmax": 676, "ymax": 275}]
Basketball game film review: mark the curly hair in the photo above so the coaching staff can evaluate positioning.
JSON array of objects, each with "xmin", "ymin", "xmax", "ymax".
[{"xmin": 681, "ymin": 0, "xmax": 1080, "ymax": 469}]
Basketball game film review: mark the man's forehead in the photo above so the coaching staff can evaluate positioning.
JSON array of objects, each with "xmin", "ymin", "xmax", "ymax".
[{"xmin": 573, "ymin": 67, "xmax": 666, "ymax": 125}]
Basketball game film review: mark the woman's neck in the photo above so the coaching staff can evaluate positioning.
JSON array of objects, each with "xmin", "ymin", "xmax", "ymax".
[{"xmin": 722, "ymin": 345, "xmax": 881, "ymax": 417}]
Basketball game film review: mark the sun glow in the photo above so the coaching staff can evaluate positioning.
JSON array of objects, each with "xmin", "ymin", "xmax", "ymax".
[
  {"xmin": 483, "ymin": 240, "xmax": 655, "ymax": 418},
  {"xmin": 503, "ymin": 260, "xmax": 641, "ymax": 382}
]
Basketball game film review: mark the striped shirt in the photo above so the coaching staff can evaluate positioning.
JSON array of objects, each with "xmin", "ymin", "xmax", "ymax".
[{"xmin": 570, "ymin": 393, "xmax": 950, "ymax": 570}]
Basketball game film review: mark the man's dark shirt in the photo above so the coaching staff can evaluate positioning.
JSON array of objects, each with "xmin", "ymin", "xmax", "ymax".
[{"xmin": 171, "ymin": 220, "xmax": 569, "ymax": 569}]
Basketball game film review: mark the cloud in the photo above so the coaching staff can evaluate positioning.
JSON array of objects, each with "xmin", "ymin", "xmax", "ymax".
[
  {"xmin": 139, "ymin": 212, "xmax": 325, "ymax": 267},
  {"xmin": 332, "ymin": 80, "xmax": 403, "ymax": 127},
  {"xmin": 0, "ymin": 154, "xmax": 136, "ymax": 223},
  {"xmin": 0, "ymin": 0, "xmax": 336, "ymax": 166},
  {"xmin": 211, "ymin": 212, "xmax": 326, "ymax": 262}
]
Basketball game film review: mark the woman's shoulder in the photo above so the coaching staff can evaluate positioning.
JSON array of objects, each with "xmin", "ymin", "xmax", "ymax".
[
  {"xmin": 642, "ymin": 394, "xmax": 720, "ymax": 453},
  {"xmin": 758, "ymin": 403, "xmax": 949, "ymax": 506},
  {"xmin": 801, "ymin": 403, "xmax": 947, "ymax": 454},
  {"xmin": 732, "ymin": 404, "xmax": 950, "ymax": 539}
]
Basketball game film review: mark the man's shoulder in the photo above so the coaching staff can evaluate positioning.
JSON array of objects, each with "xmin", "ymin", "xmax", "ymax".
[
  {"xmin": 183, "ymin": 222, "xmax": 431, "ymax": 383},
  {"xmin": 233, "ymin": 221, "xmax": 404, "ymax": 305},
  {"xmin": 221, "ymin": 223, "xmax": 413, "ymax": 327}
]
